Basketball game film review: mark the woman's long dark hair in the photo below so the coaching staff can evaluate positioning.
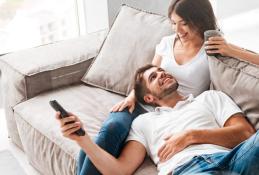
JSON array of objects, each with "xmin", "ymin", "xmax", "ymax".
[{"xmin": 168, "ymin": 0, "xmax": 218, "ymax": 39}]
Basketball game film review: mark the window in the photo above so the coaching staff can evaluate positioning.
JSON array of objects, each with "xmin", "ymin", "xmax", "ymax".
[{"xmin": 0, "ymin": 0, "xmax": 79, "ymax": 54}]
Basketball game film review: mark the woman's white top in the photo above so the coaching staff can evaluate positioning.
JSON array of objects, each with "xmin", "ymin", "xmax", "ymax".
[{"xmin": 155, "ymin": 34, "xmax": 210, "ymax": 97}]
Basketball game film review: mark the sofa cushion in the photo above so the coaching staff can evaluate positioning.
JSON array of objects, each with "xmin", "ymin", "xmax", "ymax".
[
  {"xmin": 13, "ymin": 84, "xmax": 157, "ymax": 174},
  {"xmin": 81, "ymin": 5, "xmax": 172, "ymax": 95},
  {"xmin": 209, "ymin": 55, "xmax": 259, "ymax": 129}
]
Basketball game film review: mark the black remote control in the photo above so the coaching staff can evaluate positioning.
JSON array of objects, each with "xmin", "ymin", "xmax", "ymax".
[{"xmin": 49, "ymin": 100, "xmax": 85, "ymax": 136}]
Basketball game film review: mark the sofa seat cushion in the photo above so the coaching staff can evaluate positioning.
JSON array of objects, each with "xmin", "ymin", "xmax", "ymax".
[
  {"xmin": 14, "ymin": 84, "xmax": 125, "ymax": 156},
  {"xmin": 13, "ymin": 84, "xmax": 157, "ymax": 174},
  {"xmin": 209, "ymin": 56, "xmax": 259, "ymax": 130}
]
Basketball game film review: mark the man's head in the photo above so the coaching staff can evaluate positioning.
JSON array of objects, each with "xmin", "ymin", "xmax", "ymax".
[{"xmin": 134, "ymin": 64, "xmax": 179, "ymax": 106}]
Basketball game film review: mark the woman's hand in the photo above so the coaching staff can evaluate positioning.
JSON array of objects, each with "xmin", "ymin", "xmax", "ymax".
[
  {"xmin": 110, "ymin": 94, "xmax": 136, "ymax": 113},
  {"xmin": 205, "ymin": 36, "xmax": 259, "ymax": 65},
  {"xmin": 205, "ymin": 36, "xmax": 234, "ymax": 57}
]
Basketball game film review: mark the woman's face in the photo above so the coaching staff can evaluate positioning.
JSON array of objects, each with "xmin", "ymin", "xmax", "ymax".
[{"xmin": 170, "ymin": 11, "xmax": 201, "ymax": 43}]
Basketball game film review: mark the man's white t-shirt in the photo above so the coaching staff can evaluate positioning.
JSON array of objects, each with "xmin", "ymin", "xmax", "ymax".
[
  {"xmin": 156, "ymin": 34, "xmax": 210, "ymax": 97},
  {"xmin": 127, "ymin": 91, "xmax": 242, "ymax": 175}
]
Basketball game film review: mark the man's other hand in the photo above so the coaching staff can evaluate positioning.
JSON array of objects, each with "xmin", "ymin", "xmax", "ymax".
[{"xmin": 157, "ymin": 131, "xmax": 192, "ymax": 162}]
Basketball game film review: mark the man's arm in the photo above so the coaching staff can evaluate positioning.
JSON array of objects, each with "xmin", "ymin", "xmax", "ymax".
[
  {"xmin": 158, "ymin": 113, "xmax": 255, "ymax": 162},
  {"xmin": 188, "ymin": 91, "xmax": 256, "ymax": 149},
  {"xmin": 188, "ymin": 113, "xmax": 255, "ymax": 148},
  {"xmin": 78, "ymin": 137, "xmax": 146, "ymax": 175},
  {"xmin": 56, "ymin": 112, "xmax": 146, "ymax": 175}
]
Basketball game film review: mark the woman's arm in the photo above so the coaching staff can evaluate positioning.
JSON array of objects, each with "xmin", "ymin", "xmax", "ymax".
[
  {"xmin": 152, "ymin": 54, "xmax": 162, "ymax": 66},
  {"xmin": 205, "ymin": 36, "xmax": 259, "ymax": 65},
  {"xmin": 227, "ymin": 43, "xmax": 259, "ymax": 65}
]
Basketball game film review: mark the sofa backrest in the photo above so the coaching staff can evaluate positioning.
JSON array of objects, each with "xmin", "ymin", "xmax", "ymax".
[
  {"xmin": 209, "ymin": 55, "xmax": 259, "ymax": 130},
  {"xmin": 107, "ymin": 0, "xmax": 172, "ymax": 27}
]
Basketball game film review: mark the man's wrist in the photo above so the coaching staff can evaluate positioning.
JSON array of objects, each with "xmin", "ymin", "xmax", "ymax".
[
  {"xmin": 76, "ymin": 134, "xmax": 91, "ymax": 146},
  {"xmin": 185, "ymin": 130, "xmax": 199, "ymax": 145}
]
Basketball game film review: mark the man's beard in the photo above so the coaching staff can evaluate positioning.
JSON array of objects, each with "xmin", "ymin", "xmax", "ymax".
[{"xmin": 153, "ymin": 82, "xmax": 179, "ymax": 100}]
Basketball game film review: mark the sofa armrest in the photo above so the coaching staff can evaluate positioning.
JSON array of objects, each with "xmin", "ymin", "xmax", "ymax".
[
  {"xmin": 0, "ymin": 32, "xmax": 106, "ymax": 99},
  {"xmin": 0, "ymin": 31, "xmax": 106, "ymax": 148}
]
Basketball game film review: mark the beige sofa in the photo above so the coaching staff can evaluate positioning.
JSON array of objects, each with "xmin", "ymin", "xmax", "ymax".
[{"xmin": 1, "ymin": 5, "xmax": 259, "ymax": 175}]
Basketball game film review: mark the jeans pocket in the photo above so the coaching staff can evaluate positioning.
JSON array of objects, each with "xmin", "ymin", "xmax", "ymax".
[
  {"xmin": 200, "ymin": 153, "xmax": 226, "ymax": 169},
  {"xmin": 200, "ymin": 155, "xmax": 214, "ymax": 164},
  {"xmin": 173, "ymin": 156, "xmax": 202, "ymax": 175}
]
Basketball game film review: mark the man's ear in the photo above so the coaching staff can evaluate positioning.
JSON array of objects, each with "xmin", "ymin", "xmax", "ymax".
[{"xmin": 143, "ymin": 94, "xmax": 156, "ymax": 104}]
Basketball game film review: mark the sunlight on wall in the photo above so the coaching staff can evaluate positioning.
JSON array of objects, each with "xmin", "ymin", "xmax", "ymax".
[
  {"xmin": 85, "ymin": 0, "xmax": 109, "ymax": 33},
  {"xmin": 218, "ymin": 8, "xmax": 259, "ymax": 52}
]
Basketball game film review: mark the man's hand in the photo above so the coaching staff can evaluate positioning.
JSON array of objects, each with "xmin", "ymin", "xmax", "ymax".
[
  {"xmin": 157, "ymin": 132, "xmax": 191, "ymax": 162},
  {"xmin": 55, "ymin": 112, "xmax": 87, "ymax": 142}
]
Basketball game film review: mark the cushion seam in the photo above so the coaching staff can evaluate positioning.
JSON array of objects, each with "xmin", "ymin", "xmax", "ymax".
[
  {"xmin": 211, "ymin": 57, "xmax": 259, "ymax": 79},
  {"xmin": 81, "ymin": 79, "xmax": 127, "ymax": 96}
]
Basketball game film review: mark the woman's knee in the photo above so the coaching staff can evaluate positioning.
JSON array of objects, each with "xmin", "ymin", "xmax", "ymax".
[
  {"xmin": 100, "ymin": 112, "xmax": 133, "ymax": 137},
  {"xmin": 102, "ymin": 117, "xmax": 131, "ymax": 133}
]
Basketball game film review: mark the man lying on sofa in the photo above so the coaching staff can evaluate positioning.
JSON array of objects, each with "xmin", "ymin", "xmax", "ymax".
[{"xmin": 56, "ymin": 64, "xmax": 258, "ymax": 175}]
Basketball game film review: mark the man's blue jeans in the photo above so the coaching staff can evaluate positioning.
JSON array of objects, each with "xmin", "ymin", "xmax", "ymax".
[
  {"xmin": 174, "ymin": 131, "xmax": 259, "ymax": 175},
  {"xmin": 77, "ymin": 104, "xmax": 145, "ymax": 175}
]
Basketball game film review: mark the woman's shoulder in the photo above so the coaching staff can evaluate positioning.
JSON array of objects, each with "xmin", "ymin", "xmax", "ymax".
[
  {"xmin": 160, "ymin": 34, "xmax": 176, "ymax": 43},
  {"xmin": 157, "ymin": 34, "xmax": 176, "ymax": 49}
]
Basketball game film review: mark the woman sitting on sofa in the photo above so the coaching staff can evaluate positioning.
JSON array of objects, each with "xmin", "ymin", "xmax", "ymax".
[{"xmin": 77, "ymin": 0, "xmax": 259, "ymax": 174}]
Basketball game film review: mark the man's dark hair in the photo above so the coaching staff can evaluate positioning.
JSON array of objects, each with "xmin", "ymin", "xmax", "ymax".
[
  {"xmin": 134, "ymin": 64, "xmax": 156, "ymax": 104},
  {"xmin": 168, "ymin": 0, "xmax": 218, "ymax": 39}
]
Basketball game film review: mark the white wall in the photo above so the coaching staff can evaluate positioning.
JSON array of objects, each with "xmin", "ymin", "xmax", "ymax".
[
  {"xmin": 216, "ymin": 0, "xmax": 259, "ymax": 19},
  {"xmin": 215, "ymin": 0, "xmax": 259, "ymax": 52},
  {"xmin": 82, "ymin": 0, "xmax": 259, "ymax": 52},
  {"xmin": 106, "ymin": 0, "xmax": 171, "ymax": 27},
  {"xmin": 84, "ymin": 0, "xmax": 109, "ymax": 33}
]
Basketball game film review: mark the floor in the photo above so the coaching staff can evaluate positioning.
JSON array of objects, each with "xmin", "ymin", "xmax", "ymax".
[{"xmin": 0, "ymin": 110, "xmax": 41, "ymax": 175}]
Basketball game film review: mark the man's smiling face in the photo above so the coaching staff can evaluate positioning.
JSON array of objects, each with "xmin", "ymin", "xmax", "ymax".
[{"xmin": 143, "ymin": 67, "xmax": 179, "ymax": 101}]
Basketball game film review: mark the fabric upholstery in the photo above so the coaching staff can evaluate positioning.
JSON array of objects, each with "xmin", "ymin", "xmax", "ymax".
[
  {"xmin": 107, "ymin": 0, "xmax": 171, "ymax": 27},
  {"xmin": 0, "ymin": 33, "xmax": 105, "ymax": 149},
  {"xmin": 1, "ymin": 33, "xmax": 105, "ymax": 99},
  {"xmin": 82, "ymin": 5, "xmax": 173, "ymax": 95},
  {"xmin": 209, "ymin": 55, "xmax": 259, "ymax": 129},
  {"xmin": 14, "ymin": 84, "xmax": 157, "ymax": 174}
]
